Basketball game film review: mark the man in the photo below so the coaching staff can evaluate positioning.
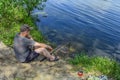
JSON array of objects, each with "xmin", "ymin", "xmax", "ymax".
[{"xmin": 13, "ymin": 24, "xmax": 59, "ymax": 63}]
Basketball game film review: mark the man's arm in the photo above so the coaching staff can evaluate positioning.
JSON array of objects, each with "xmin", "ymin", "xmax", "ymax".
[
  {"xmin": 26, "ymin": 35, "xmax": 52, "ymax": 50},
  {"xmin": 34, "ymin": 42, "xmax": 53, "ymax": 50},
  {"xmin": 26, "ymin": 35, "xmax": 33, "ymax": 40}
]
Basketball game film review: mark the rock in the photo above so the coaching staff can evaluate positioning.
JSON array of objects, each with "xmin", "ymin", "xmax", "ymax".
[
  {"xmin": 0, "ymin": 41, "xmax": 15, "ymax": 57},
  {"xmin": 0, "ymin": 41, "xmax": 81, "ymax": 80},
  {"xmin": 26, "ymin": 78, "xmax": 33, "ymax": 80},
  {"xmin": 64, "ymin": 64, "xmax": 73, "ymax": 70},
  {"xmin": 0, "ymin": 41, "xmax": 7, "ymax": 49}
]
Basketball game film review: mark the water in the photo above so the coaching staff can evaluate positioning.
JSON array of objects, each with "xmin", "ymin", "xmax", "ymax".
[{"xmin": 32, "ymin": 0, "xmax": 120, "ymax": 60}]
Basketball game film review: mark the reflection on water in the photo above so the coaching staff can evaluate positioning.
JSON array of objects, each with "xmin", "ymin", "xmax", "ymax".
[{"xmin": 33, "ymin": 0, "xmax": 120, "ymax": 60}]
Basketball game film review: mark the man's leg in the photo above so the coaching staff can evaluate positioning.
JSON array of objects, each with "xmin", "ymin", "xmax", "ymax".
[{"xmin": 34, "ymin": 48, "xmax": 55, "ymax": 61}]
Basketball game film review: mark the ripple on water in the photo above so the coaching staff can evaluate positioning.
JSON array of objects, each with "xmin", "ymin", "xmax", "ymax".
[{"xmin": 33, "ymin": 0, "xmax": 120, "ymax": 60}]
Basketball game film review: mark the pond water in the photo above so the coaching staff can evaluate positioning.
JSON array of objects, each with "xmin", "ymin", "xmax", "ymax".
[{"xmin": 33, "ymin": 0, "xmax": 120, "ymax": 60}]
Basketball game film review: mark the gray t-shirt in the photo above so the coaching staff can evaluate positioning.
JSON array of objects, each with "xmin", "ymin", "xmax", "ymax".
[{"xmin": 13, "ymin": 33, "xmax": 35, "ymax": 62}]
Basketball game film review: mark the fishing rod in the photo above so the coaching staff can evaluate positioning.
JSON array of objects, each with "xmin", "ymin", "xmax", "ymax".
[
  {"xmin": 52, "ymin": 42, "xmax": 71, "ymax": 54},
  {"xmin": 40, "ymin": 42, "xmax": 71, "ymax": 62}
]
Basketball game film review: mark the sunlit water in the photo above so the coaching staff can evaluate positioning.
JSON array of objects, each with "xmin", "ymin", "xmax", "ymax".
[{"xmin": 33, "ymin": 0, "xmax": 120, "ymax": 60}]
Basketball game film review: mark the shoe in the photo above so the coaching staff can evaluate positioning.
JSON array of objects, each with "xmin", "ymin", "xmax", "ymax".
[
  {"xmin": 49, "ymin": 56, "xmax": 59, "ymax": 62},
  {"xmin": 40, "ymin": 57, "xmax": 47, "ymax": 62}
]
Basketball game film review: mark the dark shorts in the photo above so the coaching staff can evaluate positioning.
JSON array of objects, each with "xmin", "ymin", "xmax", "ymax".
[{"xmin": 24, "ymin": 51, "xmax": 39, "ymax": 63}]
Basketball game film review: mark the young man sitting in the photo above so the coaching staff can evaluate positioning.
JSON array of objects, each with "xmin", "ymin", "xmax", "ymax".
[{"xmin": 13, "ymin": 24, "xmax": 59, "ymax": 63}]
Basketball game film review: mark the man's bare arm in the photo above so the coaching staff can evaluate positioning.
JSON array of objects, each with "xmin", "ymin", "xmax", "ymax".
[
  {"xmin": 34, "ymin": 42, "xmax": 53, "ymax": 50},
  {"xmin": 27, "ymin": 35, "xmax": 53, "ymax": 50},
  {"xmin": 26, "ymin": 35, "xmax": 33, "ymax": 40}
]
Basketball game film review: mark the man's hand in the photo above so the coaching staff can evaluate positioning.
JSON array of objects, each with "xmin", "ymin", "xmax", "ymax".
[
  {"xmin": 26, "ymin": 35, "xmax": 33, "ymax": 40},
  {"xmin": 46, "ymin": 45, "xmax": 53, "ymax": 51}
]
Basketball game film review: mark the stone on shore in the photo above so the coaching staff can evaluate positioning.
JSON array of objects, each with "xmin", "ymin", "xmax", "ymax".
[{"xmin": 0, "ymin": 41, "xmax": 80, "ymax": 80}]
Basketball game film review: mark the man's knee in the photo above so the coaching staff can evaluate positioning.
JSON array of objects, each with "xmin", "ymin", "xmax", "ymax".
[{"xmin": 34, "ymin": 48, "xmax": 46, "ymax": 53}]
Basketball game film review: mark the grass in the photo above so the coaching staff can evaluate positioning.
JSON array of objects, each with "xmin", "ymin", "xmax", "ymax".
[
  {"xmin": 0, "ymin": 0, "xmax": 47, "ymax": 46},
  {"xmin": 69, "ymin": 52, "xmax": 120, "ymax": 80},
  {"xmin": 0, "ymin": 16, "xmax": 46, "ymax": 46}
]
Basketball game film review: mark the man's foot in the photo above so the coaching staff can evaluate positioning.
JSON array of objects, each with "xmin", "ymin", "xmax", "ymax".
[{"xmin": 49, "ymin": 56, "xmax": 59, "ymax": 62}]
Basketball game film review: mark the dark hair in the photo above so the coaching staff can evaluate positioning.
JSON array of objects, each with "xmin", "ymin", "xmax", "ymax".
[{"xmin": 20, "ymin": 24, "xmax": 32, "ymax": 32}]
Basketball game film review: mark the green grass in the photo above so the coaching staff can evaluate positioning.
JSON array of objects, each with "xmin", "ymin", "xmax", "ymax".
[
  {"xmin": 0, "ymin": 0, "xmax": 47, "ymax": 46},
  {"xmin": 69, "ymin": 52, "xmax": 120, "ymax": 80}
]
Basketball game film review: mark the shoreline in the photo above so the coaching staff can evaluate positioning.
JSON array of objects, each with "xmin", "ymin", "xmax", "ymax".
[
  {"xmin": 0, "ymin": 41, "xmax": 119, "ymax": 80},
  {"xmin": 0, "ymin": 0, "xmax": 46, "ymax": 46},
  {"xmin": 0, "ymin": 1, "xmax": 120, "ymax": 80}
]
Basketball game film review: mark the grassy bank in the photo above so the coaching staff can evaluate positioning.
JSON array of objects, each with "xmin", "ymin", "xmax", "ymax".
[
  {"xmin": 69, "ymin": 52, "xmax": 120, "ymax": 80},
  {"xmin": 0, "ymin": 0, "xmax": 46, "ymax": 46}
]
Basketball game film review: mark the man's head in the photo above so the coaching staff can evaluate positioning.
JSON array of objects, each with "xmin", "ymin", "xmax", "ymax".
[{"xmin": 20, "ymin": 24, "xmax": 33, "ymax": 36}]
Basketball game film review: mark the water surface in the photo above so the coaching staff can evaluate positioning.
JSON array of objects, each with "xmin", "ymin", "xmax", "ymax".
[{"xmin": 33, "ymin": 0, "xmax": 120, "ymax": 60}]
